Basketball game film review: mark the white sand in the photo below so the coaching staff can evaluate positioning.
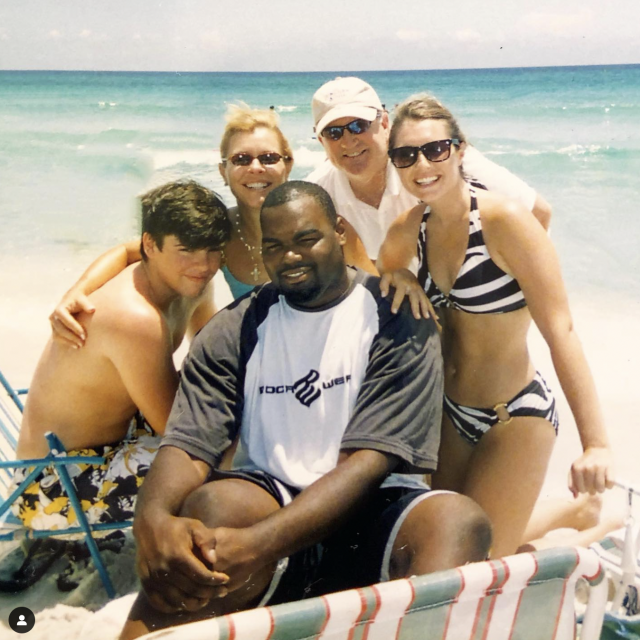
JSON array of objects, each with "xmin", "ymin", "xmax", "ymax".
[{"xmin": 1, "ymin": 256, "xmax": 638, "ymax": 638}]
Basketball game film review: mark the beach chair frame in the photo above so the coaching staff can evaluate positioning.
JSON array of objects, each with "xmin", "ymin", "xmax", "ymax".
[
  {"xmin": 136, "ymin": 546, "xmax": 607, "ymax": 640},
  {"xmin": 0, "ymin": 370, "xmax": 132, "ymax": 598}
]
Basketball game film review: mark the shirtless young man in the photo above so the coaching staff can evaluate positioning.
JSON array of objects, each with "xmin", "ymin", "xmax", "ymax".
[{"xmin": 13, "ymin": 180, "xmax": 230, "ymax": 534}]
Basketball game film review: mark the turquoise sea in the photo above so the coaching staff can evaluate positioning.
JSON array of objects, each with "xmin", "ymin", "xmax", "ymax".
[
  {"xmin": 2, "ymin": 67, "xmax": 640, "ymax": 619},
  {"xmin": 1, "ymin": 65, "xmax": 640, "ymax": 391},
  {"xmin": 1, "ymin": 65, "xmax": 640, "ymax": 294}
]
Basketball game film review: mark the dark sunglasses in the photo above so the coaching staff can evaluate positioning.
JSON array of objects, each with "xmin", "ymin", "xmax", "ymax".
[
  {"xmin": 388, "ymin": 139, "xmax": 460, "ymax": 169},
  {"xmin": 320, "ymin": 114, "xmax": 381, "ymax": 141},
  {"xmin": 222, "ymin": 152, "xmax": 289, "ymax": 167}
]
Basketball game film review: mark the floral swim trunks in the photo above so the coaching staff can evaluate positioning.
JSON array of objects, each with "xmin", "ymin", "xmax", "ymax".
[{"xmin": 11, "ymin": 414, "xmax": 159, "ymax": 531}]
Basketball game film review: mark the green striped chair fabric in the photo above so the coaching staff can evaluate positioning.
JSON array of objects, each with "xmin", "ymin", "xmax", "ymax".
[{"xmin": 138, "ymin": 546, "xmax": 607, "ymax": 640}]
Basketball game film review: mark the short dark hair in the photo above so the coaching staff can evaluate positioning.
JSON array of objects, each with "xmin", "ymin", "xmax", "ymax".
[
  {"xmin": 140, "ymin": 180, "xmax": 231, "ymax": 260},
  {"xmin": 261, "ymin": 181, "xmax": 338, "ymax": 226}
]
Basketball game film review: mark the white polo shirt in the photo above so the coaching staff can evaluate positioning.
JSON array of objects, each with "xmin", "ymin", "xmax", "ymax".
[
  {"xmin": 306, "ymin": 146, "xmax": 537, "ymax": 260},
  {"xmin": 306, "ymin": 161, "xmax": 418, "ymax": 260}
]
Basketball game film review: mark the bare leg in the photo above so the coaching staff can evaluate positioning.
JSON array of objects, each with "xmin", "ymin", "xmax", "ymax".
[
  {"xmin": 389, "ymin": 492, "xmax": 492, "ymax": 579},
  {"xmin": 449, "ymin": 415, "xmax": 556, "ymax": 558},
  {"xmin": 521, "ymin": 494, "xmax": 624, "ymax": 552},
  {"xmin": 523, "ymin": 493, "xmax": 604, "ymax": 542},
  {"xmin": 120, "ymin": 478, "xmax": 281, "ymax": 640},
  {"xmin": 431, "ymin": 414, "xmax": 474, "ymax": 492}
]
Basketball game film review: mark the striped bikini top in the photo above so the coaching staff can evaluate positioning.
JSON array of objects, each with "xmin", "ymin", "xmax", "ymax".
[{"xmin": 416, "ymin": 187, "xmax": 527, "ymax": 314}]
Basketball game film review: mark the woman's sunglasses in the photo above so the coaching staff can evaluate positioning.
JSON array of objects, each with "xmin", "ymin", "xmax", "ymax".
[
  {"xmin": 388, "ymin": 139, "xmax": 460, "ymax": 169},
  {"xmin": 222, "ymin": 152, "xmax": 289, "ymax": 167},
  {"xmin": 320, "ymin": 114, "xmax": 381, "ymax": 141}
]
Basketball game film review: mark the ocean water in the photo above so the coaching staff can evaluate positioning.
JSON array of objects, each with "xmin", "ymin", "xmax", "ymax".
[
  {"xmin": 0, "ymin": 66, "xmax": 639, "ymax": 383},
  {"xmin": 1, "ymin": 65, "xmax": 639, "ymax": 296},
  {"xmin": 2, "ymin": 67, "xmax": 640, "ymax": 612}
]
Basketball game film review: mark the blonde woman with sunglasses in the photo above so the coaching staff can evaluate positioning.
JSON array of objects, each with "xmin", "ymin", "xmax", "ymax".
[
  {"xmin": 377, "ymin": 94, "xmax": 614, "ymax": 557},
  {"xmin": 49, "ymin": 104, "xmax": 294, "ymax": 346}
]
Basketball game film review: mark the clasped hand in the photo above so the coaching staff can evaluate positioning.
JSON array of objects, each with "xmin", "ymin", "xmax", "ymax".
[
  {"xmin": 136, "ymin": 514, "xmax": 264, "ymax": 614},
  {"xmin": 135, "ymin": 514, "xmax": 229, "ymax": 614}
]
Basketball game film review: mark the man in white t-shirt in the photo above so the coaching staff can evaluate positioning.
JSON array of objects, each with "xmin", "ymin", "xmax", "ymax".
[{"xmin": 306, "ymin": 77, "xmax": 552, "ymax": 270}]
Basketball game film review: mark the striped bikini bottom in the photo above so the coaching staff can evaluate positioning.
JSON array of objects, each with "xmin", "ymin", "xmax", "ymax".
[{"xmin": 443, "ymin": 371, "xmax": 559, "ymax": 446}]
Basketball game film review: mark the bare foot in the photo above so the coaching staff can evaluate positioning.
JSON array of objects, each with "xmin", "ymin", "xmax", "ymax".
[{"xmin": 571, "ymin": 493, "xmax": 603, "ymax": 531}]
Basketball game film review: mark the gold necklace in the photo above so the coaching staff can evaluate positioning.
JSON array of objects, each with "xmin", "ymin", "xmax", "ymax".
[{"xmin": 233, "ymin": 215, "xmax": 262, "ymax": 282}]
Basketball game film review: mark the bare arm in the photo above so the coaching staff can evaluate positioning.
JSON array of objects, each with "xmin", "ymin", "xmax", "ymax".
[
  {"xmin": 463, "ymin": 145, "xmax": 552, "ymax": 229},
  {"xmin": 50, "ymin": 240, "xmax": 141, "ymax": 347},
  {"xmin": 483, "ymin": 196, "xmax": 613, "ymax": 495},
  {"xmin": 376, "ymin": 205, "xmax": 435, "ymax": 321},
  {"xmin": 376, "ymin": 204, "xmax": 422, "ymax": 274},
  {"xmin": 532, "ymin": 193, "xmax": 552, "ymax": 231},
  {"xmin": 200, "ymin": 449, "xmax": 397, "ymax": 591},
  {"xmin": 104, "ymin": 309, "xmax": 179, "ymax": 435},
  {"xmin": 342, "ymin": 217, "xmax": 378, "ymax": 275},
  {"xmin": 133, "ymin": 446, "xmax": 229, "ymax": 613}
]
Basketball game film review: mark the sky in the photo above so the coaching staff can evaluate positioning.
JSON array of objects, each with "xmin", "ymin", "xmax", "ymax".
[{"xmin": 1, "ymin": 0, "xmax": 639, "ymax": 72}]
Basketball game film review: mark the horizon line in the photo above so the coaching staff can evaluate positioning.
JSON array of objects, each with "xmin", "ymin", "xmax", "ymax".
[{"xmin": 1, "ymin": 62, "xmax": 639, "ymax": 74}]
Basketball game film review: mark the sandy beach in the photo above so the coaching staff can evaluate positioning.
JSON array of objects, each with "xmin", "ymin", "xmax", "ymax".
[{"xmin": 1, "ymin": 253, "xmax": 639, "ymax": 638}]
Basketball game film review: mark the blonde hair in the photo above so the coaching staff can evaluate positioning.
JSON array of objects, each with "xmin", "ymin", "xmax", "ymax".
[
  {"xmin": 220, "ymin": 102, "xmax": 294, "ymax": 163},
  {"xmin": 389, "ymin": 93, "xmax": 467, "ymax": 149}
]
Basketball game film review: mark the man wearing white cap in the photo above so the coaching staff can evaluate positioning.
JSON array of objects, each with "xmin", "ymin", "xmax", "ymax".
[{"xmin": 307, "ymin": 77, "xmax": 551, "ymax": 270}]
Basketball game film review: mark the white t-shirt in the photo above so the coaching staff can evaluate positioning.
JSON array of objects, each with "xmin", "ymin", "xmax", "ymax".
[
  {"xmin": 162, "ymin": 270, "xmax": 442, "ymax": 490},
  {"xmin": 306, "ymin": 146, "xmax": 537, "ymax": 259}
]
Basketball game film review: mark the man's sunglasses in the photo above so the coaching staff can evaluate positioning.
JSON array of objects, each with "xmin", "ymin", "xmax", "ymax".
[
  {"xmin": 320, "ymin": 114, "xmax": 381, "ymax": 141},
  {"xmin": 388, "ymin": 139, "xmax": 460, "ymax": 169},
  {"xmin": 222, "ymin": 152, "xmax": 289, "ymax": 167}
]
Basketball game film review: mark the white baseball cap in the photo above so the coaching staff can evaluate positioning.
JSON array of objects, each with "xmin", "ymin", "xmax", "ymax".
[{"xmin": 312, "ymin": 77, "xmax": 383, "ymax": 135}]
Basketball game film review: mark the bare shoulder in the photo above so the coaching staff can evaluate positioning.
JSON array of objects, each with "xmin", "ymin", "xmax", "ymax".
[
  {"xmin": 475, "ymin": 189, "xmax": 534, "ymax": 235},
  {"xmin": 475, "ymin": 189, "xmax": 551, "ymax": 273},
  {"xmin": 88, "ymin": 267, "xmax": 167, "ymax": 343}
]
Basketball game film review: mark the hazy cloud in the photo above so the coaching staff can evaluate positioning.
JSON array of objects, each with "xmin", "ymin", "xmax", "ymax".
[
  {"xmin": 199, "ymin": 29, "xmax": 224, "ymax": 49},
  {"xmin": 454, "ymin": 28, "xmax": 482, "ymax": 43},
  {"xmin": 48, "ymin": 30, "xmax": 62, "ymax": 39},
  {"xmin": 520, "ymin": 9, "xmax": 595, "ymax": 37},
  {"xmin": 395, "ymin": 29, "xmax": 424, "ymax": 42}
]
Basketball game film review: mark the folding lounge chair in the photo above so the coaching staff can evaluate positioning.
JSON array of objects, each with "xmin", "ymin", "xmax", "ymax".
[
  {"xmin": 589, "ymin": 481, "xmax": 640, "ymax": 638},
  {"xmin": 0, "ymin": 369, "xmax": 132, "ymax": 598},
  {"xmin": 136, "ymin": 546, "xmax": 607, "ymax": 640}
]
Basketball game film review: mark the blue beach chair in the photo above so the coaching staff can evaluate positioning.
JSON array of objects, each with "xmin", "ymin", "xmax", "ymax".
[{"xmin": 0, "ymin": 369, "xmax": 132, "ymax": 598}]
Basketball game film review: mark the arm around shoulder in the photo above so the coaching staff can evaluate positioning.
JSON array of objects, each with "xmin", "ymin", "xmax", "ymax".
[{"xmin": 50, "ymin": 239, "xmax": 142, "ymax": 347}]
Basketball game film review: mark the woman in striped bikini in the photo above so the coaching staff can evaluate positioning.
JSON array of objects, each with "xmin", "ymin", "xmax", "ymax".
[{"xmin": 377, "ymin": 94, "xmax": 614, "ymax": 557}]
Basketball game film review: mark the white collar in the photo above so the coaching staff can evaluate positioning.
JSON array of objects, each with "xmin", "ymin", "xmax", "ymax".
[{"xmin": 334, "ymin": 160, "xmax": 400, "ymax": 206}]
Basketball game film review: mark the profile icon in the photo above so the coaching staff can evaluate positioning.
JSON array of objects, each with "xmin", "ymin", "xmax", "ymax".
[{"xmin": 8, "ymin": 607, "xmax": 35, "ymax": 633}]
